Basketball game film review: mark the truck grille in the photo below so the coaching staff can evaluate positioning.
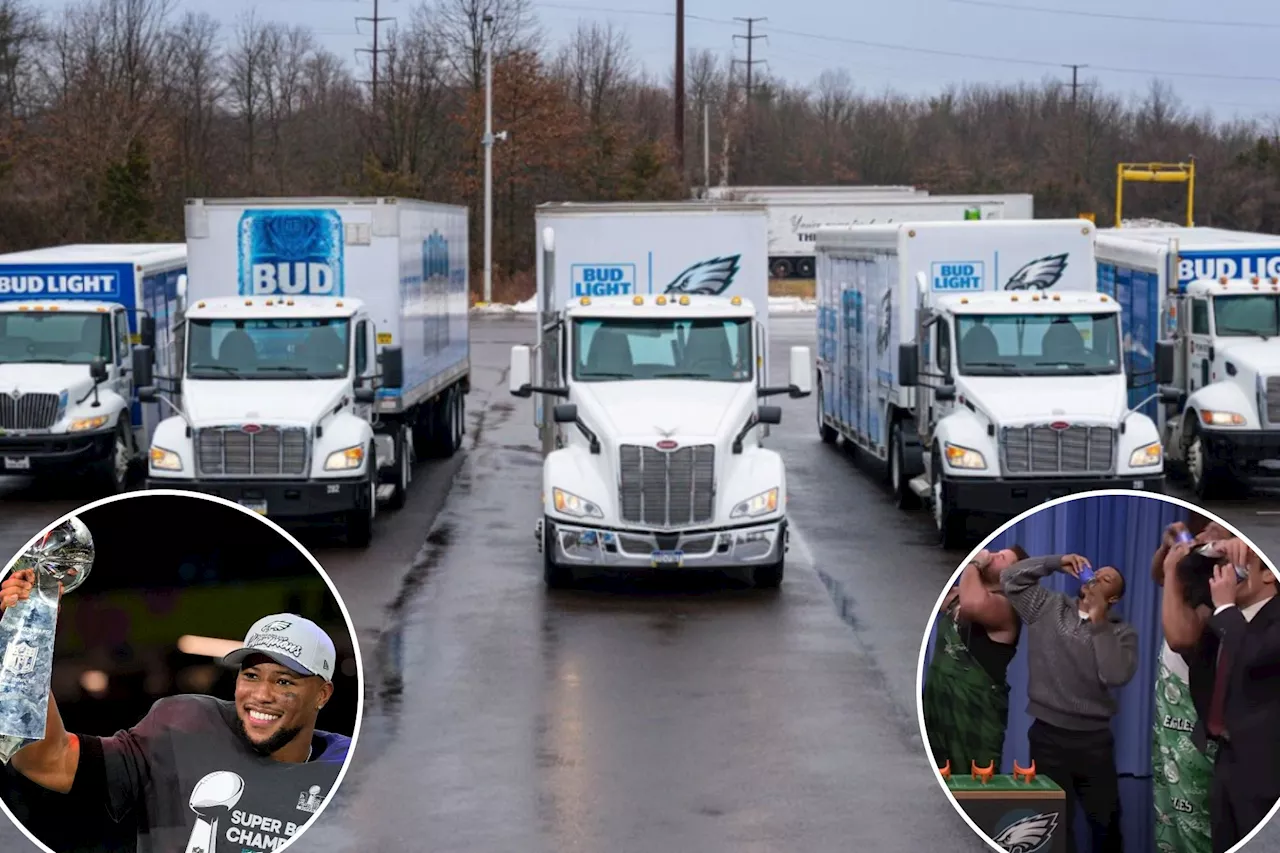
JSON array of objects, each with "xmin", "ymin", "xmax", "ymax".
[
  {"xmin": 0, "ymin": 393, "xmax": 60, "ymax": 431},
  {"xmin": 1002, "ymin": 425, "xmax": 1115, "ymax": 476},
  {"xmin": 1265, "ymin": 377, "xmax": 1280, "ymax": 425},
  {"xmin": 195, "ymin": 426, "xmax": 309, "ymax": 477},
  {"xmin": 619, "ymin": 444, "xmax": 715, "ymax": 527}
]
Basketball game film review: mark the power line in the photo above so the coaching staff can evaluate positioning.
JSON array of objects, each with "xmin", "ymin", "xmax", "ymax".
[
  {"xmin": 949, "ymin": 0, "xmax": 1280, "ymax": 30},
  {"xmin": 355, "ymin": 0, "xmax": 395, "ymax": 105},
  {"xmin": 1061, "ymin": 63, "xmax": 1096, "ymax": 111},
  {"xmin": 528, "ymin": 1, "xmax": 1280, "ymax": 84}
]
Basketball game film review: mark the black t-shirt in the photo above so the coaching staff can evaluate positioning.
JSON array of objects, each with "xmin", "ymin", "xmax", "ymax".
[{"xmin": 69, "ymin": 694, "xmax": 350, "ymax": 853}]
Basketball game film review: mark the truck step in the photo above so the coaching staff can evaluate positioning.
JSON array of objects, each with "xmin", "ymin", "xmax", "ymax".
[
  {"xmin": 375, "ymin": 484, "xmax": 396, "ymax": 503},
  {"xmin": 908, "ymin": 475, "xmax": 932, "ymax": 499}
]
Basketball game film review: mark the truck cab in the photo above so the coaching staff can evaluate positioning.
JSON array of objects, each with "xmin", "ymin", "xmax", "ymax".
[
  {"xmin": 508, "ymin": 293, "xmax": 811, "ymax": 588},
  {"xmin": 0, "ymin": 299, "xmax": 156, "ymax": 491},
  {"xmin": 900, "ymin": 288, "xmax": 1173, "ymax": 547},
  {"xmin": 1160, "ymin": 275, "xmax": 1280, "ymax": 496},
  {"xmin": 141, "ymin": 293, "xmax": 404, "ymax": 546}
]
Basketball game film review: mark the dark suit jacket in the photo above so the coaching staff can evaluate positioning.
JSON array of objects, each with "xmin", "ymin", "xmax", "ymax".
[{"xmin": 1181, "ymin": 594, "xmax": 1280, "ymax": 796}]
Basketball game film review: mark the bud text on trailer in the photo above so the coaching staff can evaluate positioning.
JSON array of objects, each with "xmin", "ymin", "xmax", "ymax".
[
  {"xmin": 1178, "ymin": 252, "xmax": 1280, "ymax": 288},
  {"xmin": 572, "ymin": 263, "xmax": 636, "ymax": 297},
  {"xmin": 0, "ymin": 270, "xmax": 121, "ymax": 297},
  {"xmin": 931, "ymin": 261, "xmax": 985, "ymax": 291},
  {"xmin": 238, "ymin": 209, "xmax": 346, "ymax": 297}
]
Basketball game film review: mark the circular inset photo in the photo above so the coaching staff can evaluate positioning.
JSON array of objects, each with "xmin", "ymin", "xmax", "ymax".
[
  {"xmin": 916, "ymin": 490, "xmax": 1280, "ymax": 853},
  {"xmin": 0, "ymin": 490, "xmax": 362, "ymax": 853}
]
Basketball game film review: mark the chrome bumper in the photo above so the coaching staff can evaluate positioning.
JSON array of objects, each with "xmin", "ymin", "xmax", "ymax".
[{"xmin": 539, "ymin": 516, "xmax": 788, "ymax": 569}]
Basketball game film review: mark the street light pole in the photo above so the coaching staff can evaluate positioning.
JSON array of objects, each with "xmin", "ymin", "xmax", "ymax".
[{"xmin": 482, "ymin": 13, "xmax": 495, "ymax": 305}]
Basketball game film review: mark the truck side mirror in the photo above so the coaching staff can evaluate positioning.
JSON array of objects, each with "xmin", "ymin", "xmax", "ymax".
[
  {"xmin": 176, "ymin": 274, "xmax": 188, "ymax": 307},
  {"xmin": 935, "ymin": 384, "xmax": 957, "ymax": 402},
  {"xmin": 380, "ymin": 345, "xmax": 404, "ymax": 390},
  {"xmin": 757, "ymin": 405, "xmax": 783, "ymax": 425},
  {"xmin": 354, "ymin": 387, "xmax": 376, "ymax": 404},
  {"xmin": 510, "ymin": 345, "xmax": 532, "ymax": 397},
  {"xmin": 90, "ymin": 356, "xmax": 108, "ymax": 383},
  {"xmin": 898, "ymin": 343, "xmax": 918, "ymax": 387},
  {"xmin": 553, "ymin": 403, "xmax": 577, "ymax": 423},
  {"xmin": 132, "ymin": 345, "xmax": 154, "ymax": 387},
  {"xmin": 788, "ymin": 346, "xmax": 811, "ymax": 397},
  {"xmin": 139, "ymin": 316, "xmax": 156, "ymax": 349},
  {"xmin": 1156, "ymin": 340, "xmax": 1175, "ymax": 385}
]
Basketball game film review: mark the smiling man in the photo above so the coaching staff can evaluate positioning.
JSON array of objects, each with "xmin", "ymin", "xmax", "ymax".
[{"xmin": 0, "ymin": 572, "xmax": 350, "ymax": 853}]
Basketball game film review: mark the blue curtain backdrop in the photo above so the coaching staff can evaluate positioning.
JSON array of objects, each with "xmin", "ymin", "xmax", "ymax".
[{"xmin": 921, "ymin": 494, "xmax": 1188, "ymax": 852}]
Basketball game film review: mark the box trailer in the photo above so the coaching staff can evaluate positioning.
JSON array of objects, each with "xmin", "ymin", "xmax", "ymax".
[
  {"xmin": 0, "ymin": 243, "xmax": 184, "ymax": 492},
  {"xmin": 816, "ymin": 219, "xmax": 1168, "ymax": 547},
  {"xmin": 143, "ymin": 197, "xmax": 469, "ymax": 546}
]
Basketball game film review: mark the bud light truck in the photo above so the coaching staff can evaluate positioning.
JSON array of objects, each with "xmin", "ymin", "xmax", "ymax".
[
  {"xmin": 509, "ymin": 201, "xmax": 811, "ymax": 588},
  {"xmin": 0, "ymin": 243, "xmax": 182, "ymax": 493},
  {"xmin": 815, "ymin": 219, "xmax": 1171, "ymax": 548},
  {"xmin": 1096, "ymin": 226, "xmax": 1280, "ymax": 498},
  {"xmin": 142, "ymin": 197, "xmax": 469, "ymax": 547}
]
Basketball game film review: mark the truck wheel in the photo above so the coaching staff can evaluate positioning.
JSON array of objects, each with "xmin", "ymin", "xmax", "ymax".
[
  {"xmin": 425, "ymin": 386, "xmax": 462, "ymax": 459},
  {"xmin": 1187, "ymin": 423, "xmax": 1232, "ymax": 500},
  {"xmin": 542, "ymin": 520, "xmax": 573, "ymax": 589},
  {"xmin": 386, "ymin": 424, "xmax": 412, "ymax": 511},
  {"xmin": 889, "ymin": 421, "xmax": 920, "ymax": 509},
  {"xmin": 752, "ymin": 559, "xmax": 785, "ymax": 589},
  {"xmin": 796, "ymin": 258, "xmax": 815, "ymax": 278},
  {"xmin": 817, "ymin": 378, "xmax": 837, "ymax": 444},
  {"xmin": 770, "ymin": 259, "xmax": 793, "ymax": 279},
  {"xmin": 931, "ymin": 452, "xmax": 967, "ymax": 550},
  {"xmin": 346, "ymin": 445, "xmax": 377, "ymax": 548},
  {"xmin": 95, "ymin": 421, "xmax": 132, "ymax": 495}
]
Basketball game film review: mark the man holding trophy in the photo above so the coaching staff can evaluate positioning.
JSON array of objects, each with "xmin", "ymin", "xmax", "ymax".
[{"xmin": 0, "ymin": 516, "xmax": 353, "ymax": 853}]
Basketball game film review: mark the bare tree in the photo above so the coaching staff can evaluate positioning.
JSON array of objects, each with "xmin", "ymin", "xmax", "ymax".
[{"xmin": 432, "ymin": 0, "xmax": 539, "ymax": 91}]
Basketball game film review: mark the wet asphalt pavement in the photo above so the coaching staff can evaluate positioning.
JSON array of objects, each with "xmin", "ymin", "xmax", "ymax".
[{"xmin": 0, "ymin": 314, "xmax": 1279, "ymax": 852}]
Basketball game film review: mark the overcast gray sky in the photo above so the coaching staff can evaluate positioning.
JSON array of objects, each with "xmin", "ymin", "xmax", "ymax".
[{"xmin": 42, "ymin": 0, "xmax": 1280, "ymax": 122}]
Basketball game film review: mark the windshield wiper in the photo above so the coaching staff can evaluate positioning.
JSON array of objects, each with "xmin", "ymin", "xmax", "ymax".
[
  {"xmin": 578, "ymin": 372, "xmax": 632, "ymax": 379},
  {"xmin": 963, "ymin": 361, "xmax": 1019, "ymax": 372},
  {"xmin": 653, "ymin": 371, "xmax": 716, "ymax": 378},
  {"xmin": 189, "ymin": 365, "xmax": 246, "ymax": 379},
  {"xmin": 257, "ymin": 365, "xmax": 328, "ymax": 379},
  {"xmin": 1218, "ymin": 326, "xmax": 1273, "ymax": 339}
]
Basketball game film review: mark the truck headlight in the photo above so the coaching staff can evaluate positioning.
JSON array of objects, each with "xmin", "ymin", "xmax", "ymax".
[
  {"xmin": 1128, "ymin": 442, "xmax": 1162, "ymax": 468},
  {"xmin": 730, "ymin": 487, "xmax": 779, "ymax": 518},
  {"xmin": 325, "ymin": 445, "xmax": 365, "ymax": 471},
  {"xmin": 68, "ymin": 415, "xmax": 110, "ymax": 432},
  {"xmin": 552, "ymin": 488, "xmax": 603, "ymax": 518},
  {"xmin": 150, "ymin": 446, "xmax": 182, "ymax": 471},
  {"xmin": 1200, "ymin": 410, "xmax": 1245, "ymax": 427},
  {"xmin": 944, "ymin": 442, "xmax": 987, "ymax": 470}
]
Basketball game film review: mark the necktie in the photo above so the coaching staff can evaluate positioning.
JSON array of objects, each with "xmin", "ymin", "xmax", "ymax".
[{"xmin": 1207, "ymin": 644, "xmax": 1231, "ymax": 737}]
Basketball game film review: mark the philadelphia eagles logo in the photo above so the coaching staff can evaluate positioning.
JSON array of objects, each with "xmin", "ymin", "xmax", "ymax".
[
  {"xmin": 664, "ymin": 255, "xmax": 741, "ymax": 295},
  {"xmin": 993, "ymin": 811, "xmax": 1059, "ymax": 853},
  {"xmin": 1004, "ymin": 254, "xmax": 1069, "ymax": 291},
  {"xmin": 261, "ymin": 620, "xmax": 292, "ymax": 632}
]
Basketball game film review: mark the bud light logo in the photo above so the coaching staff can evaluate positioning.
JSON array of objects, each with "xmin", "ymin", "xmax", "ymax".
[
  {"xmin": 424, "ymin": 231, "xmax": 449, "ymax": 279},
  {"xmin": 1178, "ymin": 252, "xmax": 1280, "ymax": 287},
  {"xmin": 931, "ymin": 261, "xmax": 985, "ymax": 292},
  {"xmin": 572, "ymin": 263, "xmax": 635, "ymax": 297},
  {"xmin": 238, "ymin": 209, "xmax": 344, "ymax": 296}
]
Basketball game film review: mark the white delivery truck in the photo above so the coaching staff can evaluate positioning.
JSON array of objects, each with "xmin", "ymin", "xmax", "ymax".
[
  {"xmin": 1096, "ymin": 226, "xmax": 1280, "ymax": 498},
  {"xmin": 142, "ymin": 197, "xmax": 469, "ymax": 546},
  {"xmin": 816, "ymin": 219, "xmax": 1171, "ymax": 548},
  {"xmin": 0, "ymin": 243, "xmax": 183, "ymax": 493},
  {"xmin": 702, "ymin": 186, "xmax": 1035, "ymax": 280},
  {"xmin": 507, "ymin": 201, "xmax": 811, "ymax": 588}
]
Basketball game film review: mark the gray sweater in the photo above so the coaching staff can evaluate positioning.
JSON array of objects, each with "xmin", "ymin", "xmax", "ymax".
[{"xmin": 1000, "ymin": 554, "xmax": 1140, "ymax": 731}]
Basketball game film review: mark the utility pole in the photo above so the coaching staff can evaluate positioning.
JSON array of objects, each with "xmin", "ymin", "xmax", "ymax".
[
  {"xmin": 482, "ymin": 13, "xmax": 508, "ymax": 305},
  {"xmin": 674, "ymin": 0, "xmax": 685, "ymax": 179},
  {"xmin": 1062, "ymin": 63, "xmax": 1089, "ymax": 112},
  {"xmin": 733, "ymin": 18, "xmax": 767, "ymax": 181},
  {"xmin": 1060, "ymin": 64, "xmax": 1093, "ymax": 215},
  {"xmin": 355, "ymin": 0, "xmax": 394, "ymax": 107}
]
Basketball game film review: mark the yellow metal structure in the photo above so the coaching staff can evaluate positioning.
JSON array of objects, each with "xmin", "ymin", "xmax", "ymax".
[{"xmin": 1114, "ymin": 161, "xmax": 1195, "ymax": 227}]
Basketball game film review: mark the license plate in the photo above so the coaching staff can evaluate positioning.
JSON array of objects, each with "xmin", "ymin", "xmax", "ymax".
[
  {"xmin": 239, "ymin": 499, "xmax": 268, "ymax": 516},
  {"xmin": 3, "ymin": 457, "xmax": 30, "ymax": 471},
  {"xmin": 650, "ymin": 549, "xmax": 684, "ymax": 568}
]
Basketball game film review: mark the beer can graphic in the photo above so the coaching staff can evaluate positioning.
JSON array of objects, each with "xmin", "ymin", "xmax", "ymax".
[{"xmin": 238, "ymin": 209, "xmax": 345, "ymax": 297}]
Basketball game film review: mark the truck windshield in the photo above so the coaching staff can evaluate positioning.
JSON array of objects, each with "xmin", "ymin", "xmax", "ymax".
[
  {"xmin": 571, "ymin": 317, "xmax": 753, "ymax": 382},
  {"xmin": 187, "ymin": 317, "xmax": 350, "ymax": 379},
  {"xmin": 1213, "ymin": 294, "xmax": 1280, "ymax": 338},
  {"xmin": 955, "ymin": 312, "xmax": 1121, "ymax": 377},
  {"xmin": 0, "ymin": 312, "xmax": 111, "ymax": 365}
]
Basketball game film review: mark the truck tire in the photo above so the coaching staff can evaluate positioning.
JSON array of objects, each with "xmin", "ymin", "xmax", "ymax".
[
  {"xmin": 1187, "ymin": 421, "xmax": 1232, "ymax": 500},
  {"xmin": 817, "ymin": 378, "xmax": 837, "ymax": 444},
  {"xmin": 752, "ymin": 559, "xmax": 784, "ymax": 589},
  {"xmin": 796, "ymin": 258, "xmax": 815, "ymax": 278},
  {"xmin": 94, "ymin": 421, "xmax": 132, "ymax": 495},
  {"xmin": 931, "ymin": 451, "xmax": 967, "ymax": 550},
  {"xmin": 424, "ymin": 385, "xmax": 463, "ymax": 459},
  {"xmin": 345, "ymin": 444, "xmax": 377, "ymax": 548},
  {"xmin": 542, "ymin": 520, "xmax": 573, "ymax": 589},
  {"xmin": 770, "ymin": 259, "xmax": 793, "ymax": 279},
  {"xmin": 386, "ymin": 423, "xmax": 412, "ymax": 511},
  {"xmin": 889, "ymin": 420, "xmax": 920, "ymax": 509}
]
